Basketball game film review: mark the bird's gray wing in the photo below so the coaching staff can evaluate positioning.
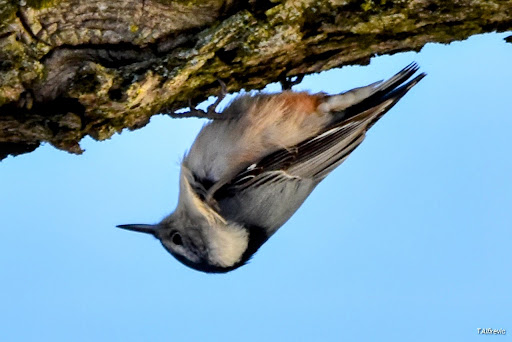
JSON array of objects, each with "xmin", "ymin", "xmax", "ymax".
[
  {"xmin": 212, "ymin": 118, "xmax": 368, "ymax": 234},
  {"xmin": 213, "ymin": 65, "xmax": 425, "ymax": 235}
]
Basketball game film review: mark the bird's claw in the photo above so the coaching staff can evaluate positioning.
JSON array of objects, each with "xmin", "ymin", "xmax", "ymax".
[
  {"xmin": 280, "ymin": 74, "xmax": 304, "ymax": 90},
  {"xmin": 166, "ymin": 79, "xmax": 229, "ymax": 120},
  {"xmin": 206, "ymin": 79, "xmax": 227, "ymax": 115}
]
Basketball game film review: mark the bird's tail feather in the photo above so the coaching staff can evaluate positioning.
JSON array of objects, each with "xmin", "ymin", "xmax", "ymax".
[
  {"xmin": 327, "ymin": 63, "xmax": 425, "ymax": 127},
  {"xmin": 300, "ymin": 63, "xmax": 425, "ymax": 179}
]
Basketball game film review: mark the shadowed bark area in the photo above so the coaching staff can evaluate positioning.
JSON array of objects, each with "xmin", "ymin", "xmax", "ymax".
[{"xmin": 1, "ymin": 0, "xmax": 511, "ymax": 159}]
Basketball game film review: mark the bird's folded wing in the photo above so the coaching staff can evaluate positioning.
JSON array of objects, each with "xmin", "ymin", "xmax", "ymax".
[{"xmin": 215, "ymin": 65, "xmax": 425, "ymax": 199}]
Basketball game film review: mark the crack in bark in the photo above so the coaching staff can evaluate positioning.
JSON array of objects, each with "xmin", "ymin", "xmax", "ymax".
[{"xmin": 17, "ymin": 7, "xmax": 50, "ymax": 46}]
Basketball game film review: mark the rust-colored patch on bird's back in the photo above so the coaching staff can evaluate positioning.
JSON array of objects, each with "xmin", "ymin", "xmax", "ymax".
[{"xmin": 277, "ymin": 92, "xmax": 324, "ymax": 115}]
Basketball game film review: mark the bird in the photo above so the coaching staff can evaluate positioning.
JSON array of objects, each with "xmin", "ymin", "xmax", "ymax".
[{"xmin": 118, "ymin": 63, "xmax": 425, "ymax": 273}]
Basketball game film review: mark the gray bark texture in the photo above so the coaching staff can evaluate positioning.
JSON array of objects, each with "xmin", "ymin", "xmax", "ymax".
[{"xmin": 1, "ymin": 0, "xmax": 511, "ymax": 159}]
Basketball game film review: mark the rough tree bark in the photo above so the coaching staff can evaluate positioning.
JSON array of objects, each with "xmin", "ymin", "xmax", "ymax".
[{"xmin": 1, "ymin": 0, "xmax": 511, "ymax": 159}]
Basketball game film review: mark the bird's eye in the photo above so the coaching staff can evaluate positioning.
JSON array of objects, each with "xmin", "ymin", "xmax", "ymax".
[{"xmin": 171, "ymin": 232, "xmax": 183, "ymax": 246}]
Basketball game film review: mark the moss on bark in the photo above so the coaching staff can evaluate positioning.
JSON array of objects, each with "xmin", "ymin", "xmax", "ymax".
[{"xmin": 1, "ymin": 0, "xmax": 511, "ymax": 159}]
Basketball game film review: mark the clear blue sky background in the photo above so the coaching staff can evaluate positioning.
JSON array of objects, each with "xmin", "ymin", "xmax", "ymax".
[{"xmin": 1, "ymin": 32, "xmax": 511, "ymax": 341}]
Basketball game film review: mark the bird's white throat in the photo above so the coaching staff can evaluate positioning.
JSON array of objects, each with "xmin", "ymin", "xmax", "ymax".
[{"xmin": 207, "ymin": 222, "xmax": 249, "ymax": 267}]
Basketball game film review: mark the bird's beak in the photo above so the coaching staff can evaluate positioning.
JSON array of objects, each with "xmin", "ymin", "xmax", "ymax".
[{"xmin": 116, "ymin": 224, "xmax": 162, "ymax": 236}]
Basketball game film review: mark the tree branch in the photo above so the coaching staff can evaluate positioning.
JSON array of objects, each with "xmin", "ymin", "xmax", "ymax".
[{"xmin": 1, "ymin": 0, "xmax": 511, "ymax": 159}]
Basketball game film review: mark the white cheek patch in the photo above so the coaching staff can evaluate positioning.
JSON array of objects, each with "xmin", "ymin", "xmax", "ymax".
[
  {"xmin": 207, "ymin": 222, "xmax": 249, "ymax": 268},
  {"xmin": 162, "ymin": 240, "xmax": 201, "ymax": 263},
  {"xmin": 175, "ymin": 245, "xmax": 201, "ymax": 263}
]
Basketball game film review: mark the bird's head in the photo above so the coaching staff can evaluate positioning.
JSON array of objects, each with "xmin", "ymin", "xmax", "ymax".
[{"xmin": 117, "ymin": 166, "xmax": 251, "ymax": 273}]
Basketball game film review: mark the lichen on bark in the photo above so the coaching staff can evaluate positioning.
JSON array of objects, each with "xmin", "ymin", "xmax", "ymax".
[{"xmin": 1, "ymin": 0, "xmax": 511, "ymax": 159}]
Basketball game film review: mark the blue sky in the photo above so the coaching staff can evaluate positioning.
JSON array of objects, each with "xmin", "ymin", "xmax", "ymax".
[{"xmin": 1, "ymin": 32, "xmax": 511, "ymax": 341}]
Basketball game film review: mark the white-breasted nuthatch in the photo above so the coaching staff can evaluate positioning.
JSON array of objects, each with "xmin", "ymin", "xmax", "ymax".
[{"xmin": 118, "ymin": 63, "xmax": 425, "ymax": 273}]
